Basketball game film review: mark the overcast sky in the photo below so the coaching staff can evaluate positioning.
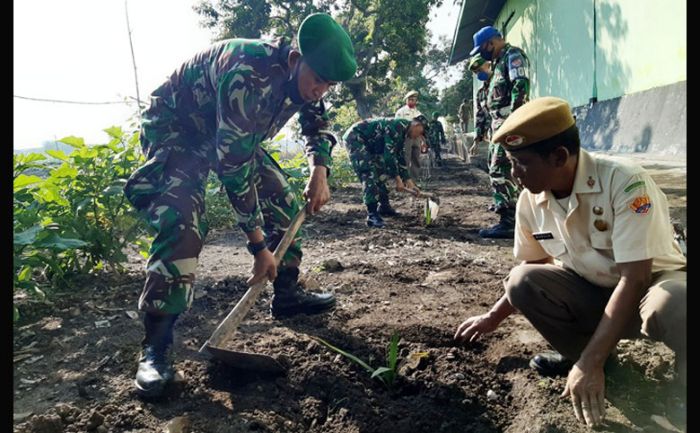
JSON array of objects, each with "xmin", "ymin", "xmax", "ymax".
[{"xmin": 14, "ymin": 0, "xmax": 461, "ymax": 150}]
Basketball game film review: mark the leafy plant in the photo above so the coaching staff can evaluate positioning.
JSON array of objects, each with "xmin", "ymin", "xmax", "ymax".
[
  {"xmin": 13, "ymin": 127, "xmax": 148, "ymax": 321},
  {"xmin": 314, "ymin": 333, "xmax": 401, "ymax": 388}
]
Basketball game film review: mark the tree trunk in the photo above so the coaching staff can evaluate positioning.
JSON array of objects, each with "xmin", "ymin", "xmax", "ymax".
[{"xmin": 345, "ymin": 80, "xmax": 374, "ymax": 119}]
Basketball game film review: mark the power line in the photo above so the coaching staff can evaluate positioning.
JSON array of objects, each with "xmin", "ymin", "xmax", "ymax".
[{"xmin": 14, "ymin": 95, "xmax": 141, "ymax": 105}]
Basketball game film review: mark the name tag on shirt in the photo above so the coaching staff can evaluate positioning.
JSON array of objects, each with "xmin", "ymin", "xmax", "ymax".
[{"xmin": 532, "ymin": 231, "xmax": 555, "ymax": 241}]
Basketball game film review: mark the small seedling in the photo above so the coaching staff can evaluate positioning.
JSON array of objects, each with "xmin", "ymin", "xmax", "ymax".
[{"xmin": 314, "ymin": 333, "xmax": 401, "ymax": 388}]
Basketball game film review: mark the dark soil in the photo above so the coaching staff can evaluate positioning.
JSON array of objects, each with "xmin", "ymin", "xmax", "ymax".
[{"xmin": 13, "ymin": 154, "xmax": 686, "ymax": 433}]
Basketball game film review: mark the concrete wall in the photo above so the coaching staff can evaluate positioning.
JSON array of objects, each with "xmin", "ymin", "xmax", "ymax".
[{"xmin": 573, "ymin": 81, "xmax": 686, "ymax": 156}]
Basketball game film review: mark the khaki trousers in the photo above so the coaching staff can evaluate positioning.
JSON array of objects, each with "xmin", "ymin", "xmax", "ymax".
[{"xmin": 504, "ymin": 264, "xmax": 686, "ymax": 363}]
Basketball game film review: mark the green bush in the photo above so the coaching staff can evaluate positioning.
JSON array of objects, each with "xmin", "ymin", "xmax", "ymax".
[{"xmin": 13, "ymin": 127, "xmax": 147, "ymax": 319}]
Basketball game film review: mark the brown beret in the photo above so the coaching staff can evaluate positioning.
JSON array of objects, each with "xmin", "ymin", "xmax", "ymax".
[{"xmin": 492, "ymin": 97, "xmax": 575, "ymax": 150}]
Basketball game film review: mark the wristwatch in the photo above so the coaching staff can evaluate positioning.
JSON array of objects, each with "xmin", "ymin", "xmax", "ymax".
[{"xmin": 246, "ymin": 240, "xmax": 268, "ymax": 256}]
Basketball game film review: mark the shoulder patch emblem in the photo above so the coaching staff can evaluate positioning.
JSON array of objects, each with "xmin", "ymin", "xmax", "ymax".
[{"xmin": 629, "ymin": 194, "xmax": 652, "ymax": 214}]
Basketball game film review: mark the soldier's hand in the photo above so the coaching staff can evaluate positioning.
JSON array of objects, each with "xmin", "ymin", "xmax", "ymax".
[
  {"xmin": 303, "ymin": 166, "xmax": 331, "ymax": 215},
  {"xmin": 395, "ymin": 176, "xmax": 405, "ymax": 192},
  {"xmin": 247, "ymin": 248, "xmax": 277, "ymax": 286},
  {"xmin": 405, "ymin": 179, "xmax": 419, "ymax": 192}
]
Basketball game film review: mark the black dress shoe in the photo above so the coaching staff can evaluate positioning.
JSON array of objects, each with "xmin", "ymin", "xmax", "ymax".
[{"xmin": 529, "ymin": 351, "xmax": 574, "ymax": 377}]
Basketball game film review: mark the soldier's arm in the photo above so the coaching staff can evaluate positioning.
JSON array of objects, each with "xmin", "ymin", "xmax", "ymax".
[
  {"xmin": 215, "ymin": 69, "xmax": 265, "ymax": 235},
  {"xmin": 384, "ymin": 122, "xmax": 410, "ymax": 180},
  {"xmin": 507, "ymin": 50, "xmax": 530, "ymax": 111},
  {"xmin": 298, "ymin": 98, "xmax": 336, "ymax": 175}
]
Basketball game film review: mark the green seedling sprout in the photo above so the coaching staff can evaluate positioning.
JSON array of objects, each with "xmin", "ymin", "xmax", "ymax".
[{"xmin": 313, "ymin": 333, "xmax": 401, "ymax": 388}]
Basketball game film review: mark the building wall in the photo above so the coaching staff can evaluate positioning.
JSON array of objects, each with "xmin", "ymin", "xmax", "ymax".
[
  {"xmin": 486, "ymin": 0, "xmax": 686, "ymax": 104},
  {"xmin": 595, "ymin": 0, "xmax": 686, "ymax": 101},
  {"xmin": 471, "ymin": 0, "xmax": 686, "ymax": 155}
]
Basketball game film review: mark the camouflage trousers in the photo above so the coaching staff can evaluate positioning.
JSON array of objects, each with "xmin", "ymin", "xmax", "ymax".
[
  {"xmin": 124, "ymin": 132, "xmax": 302, "ymax": 315},
  {"xmin": 345, "ymin": 137, "xmax": 391, "ymax": 207},
  {"xmin": 487, "ymin": 141, "xmax": 520, "ymax": 211}
]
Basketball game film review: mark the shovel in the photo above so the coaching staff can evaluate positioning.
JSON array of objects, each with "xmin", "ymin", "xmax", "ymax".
[
  {"xmin": 198, "ymin": 207, "xmax": 307, "ymax": 374},
  {"xmin": 404, "ymin": 187, "xmax": 440, "ymax": 224}
]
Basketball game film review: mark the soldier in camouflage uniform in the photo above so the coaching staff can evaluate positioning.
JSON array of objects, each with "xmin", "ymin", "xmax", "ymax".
[
  {"xmin": 427, "ymin": 112, "xmax": 445, "ymax": 166},
  {"xmin": 123, "ymin": 13, "xmax": 357, "ymax": 397},
  {"xmin": 469, "ymin": 26, "xmax": 529, "ymax": 238},
  {"xmin": 343, "ymin": 116, "xmax": 426, "ymax": 228},
  {"xmin": 468, "ymin": 54, "xmax": 492, "ymax": 151},
  {"xmin": 458, "ymin": 98, "xmax": 471, "ymax": 133}
]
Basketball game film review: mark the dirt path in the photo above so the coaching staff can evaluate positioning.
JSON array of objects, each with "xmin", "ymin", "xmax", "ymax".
[{"xmin": 13, "ymin": 154, "xmax": 686, "ymax": 433}]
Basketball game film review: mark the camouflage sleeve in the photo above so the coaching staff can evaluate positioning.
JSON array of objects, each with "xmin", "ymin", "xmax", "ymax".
[
  {"xmin": 475, "ymin": 97, "xmax": 488, "ymax": 138},
  {"xmin": 215, "ymin": 69, "xmax": 265, "ymax": 234},
  {"xmin": 298, "ymin": 98, "xmax": 336, "ymax": 173},
  {"xmin": 383, "ymin": 123, "xmax": 410, "ymax": 180},
  {"xmin": 507, "ymin": 50, "xmax": 530, "ymax": 111}
]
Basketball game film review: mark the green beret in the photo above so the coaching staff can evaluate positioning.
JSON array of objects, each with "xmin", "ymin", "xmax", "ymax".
[
  {"xmin": 432, "ymin": 111, "xmax": 439, "ymax": 118},
  {"xmin": 467, "ymin": 54, "xmax": 486, "ymax": 72},
  {"xmin": 298, "ymin": 13, "xmax": 357, "ymax": 82}
]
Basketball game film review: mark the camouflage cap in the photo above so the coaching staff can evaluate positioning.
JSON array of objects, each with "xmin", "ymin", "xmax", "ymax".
[
  {"xmin": 405, "ymin": 90, "xmax": 419, "ymax": 100},
  {"xmin": 468, "ymin": 54, "xmax": 486, "ymax": 72},
  {"xmin": 298, "ymin": 13, "xmax": 357, "ymax": 82},
  {"xmin": 492, "ymin": 97, "xmax": 575, "ymax": 151}
]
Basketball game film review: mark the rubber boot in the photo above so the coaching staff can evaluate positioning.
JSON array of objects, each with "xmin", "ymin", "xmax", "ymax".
[
  {"xmin": 479, "ymin": 207, "xmax": 515, "ymax": 239},
  {"xmin": 271, "ymin": 267, "xmax": 336, "ymax": 318},
  {"xmin": 134, "ymin": 313, "xmax": 178, "ymax": 397},
  {"xmin": 378, "ymin": 197, "xmax": 399, "ymax": 217},
  {"xmin": 365, "ymin": 203, "xmax": 385, "ymax": 228}
]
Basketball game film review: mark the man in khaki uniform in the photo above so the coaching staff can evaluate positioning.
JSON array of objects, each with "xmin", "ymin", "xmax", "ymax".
[
  {"xmin": 396, "ymin": 90, "xmax": 426, "ymax": 179},
  {"xmin": 454, "ymin": 97, "xmax": 686, "ymax": 428}
]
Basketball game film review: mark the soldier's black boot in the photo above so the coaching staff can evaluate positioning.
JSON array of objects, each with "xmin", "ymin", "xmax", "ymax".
[
  {"xmin": 378, "ymin": 197, "xmax": 399, "ymax": 217},
  {"xmin": 365, "ymin": 203, "xmax": 385, "ymax": 228},
  {"xmin": 271, "ymin": 267, "xmax": 336, "ymax": 318},
  {"xmin": 135, "ymin": 313, "xmax": 178, "ymax": 397},
  {"xmin": 478, "ymin": 207, "xmax": 515, "ymax": 239}
]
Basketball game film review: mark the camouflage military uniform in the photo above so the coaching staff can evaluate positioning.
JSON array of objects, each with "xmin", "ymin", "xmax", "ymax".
[
  {"xmin": 458, "ymin": 101, "xmax": 471, "ymax": 132},
  {"xmin": 486, "ymin": 43, "xmax": 529, "ymax": 212},
  {"xmin": 342, "ymin": 118, "xmax": 411, "ymax": 206},
  {"xmin": 427, "ymin": 119, "xmax": 445, "ymax": 162},
  {"xmin": 474, "ymin": 80, "xmax": 491, "ymax": 141},
  {"xmin": 124, "ymin": 37, "xmax": 335, "ymax": 315}
]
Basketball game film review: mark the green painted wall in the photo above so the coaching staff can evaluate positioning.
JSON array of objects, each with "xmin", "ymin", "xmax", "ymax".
[
  {"xmin": 595, "ymin": 0, "xmax": 686, "ymax": 101},
  {"xmin": 479, "ymin": 0, "xmax": 686, "ymax": 105}
]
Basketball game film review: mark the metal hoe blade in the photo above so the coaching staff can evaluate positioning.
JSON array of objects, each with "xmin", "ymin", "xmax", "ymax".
[{"xmin": 205, "ymin": 345, "xmax": 285, "ymax": 374}]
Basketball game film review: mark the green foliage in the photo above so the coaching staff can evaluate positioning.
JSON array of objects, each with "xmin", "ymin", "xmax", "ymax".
[
  {"xmin": 439, "ymin": 63, "xmax": 473, "ymax": 124},
  {"xmin": 204, "ymin": 172, "xmax": 237, "ymax": 230},
  {"xmin": 13, "ymin": 128, "xmax": 148, "ymax": 317},
  {"xmin": 194, "ymin": 0, "xmax": 443, "ymax": 118},
  {"xmin": 314, "ymin": 333, "xmax": 402, "ymax": 388}
]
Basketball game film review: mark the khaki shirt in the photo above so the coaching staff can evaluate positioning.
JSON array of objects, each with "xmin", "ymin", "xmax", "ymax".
[
  {"xmin": 395, "ymin": 106, "xmax": 422, "ymax": 120},
  {"xmin": 514, "ymin": 149, "xmax": 686, "ymax": 288}
]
